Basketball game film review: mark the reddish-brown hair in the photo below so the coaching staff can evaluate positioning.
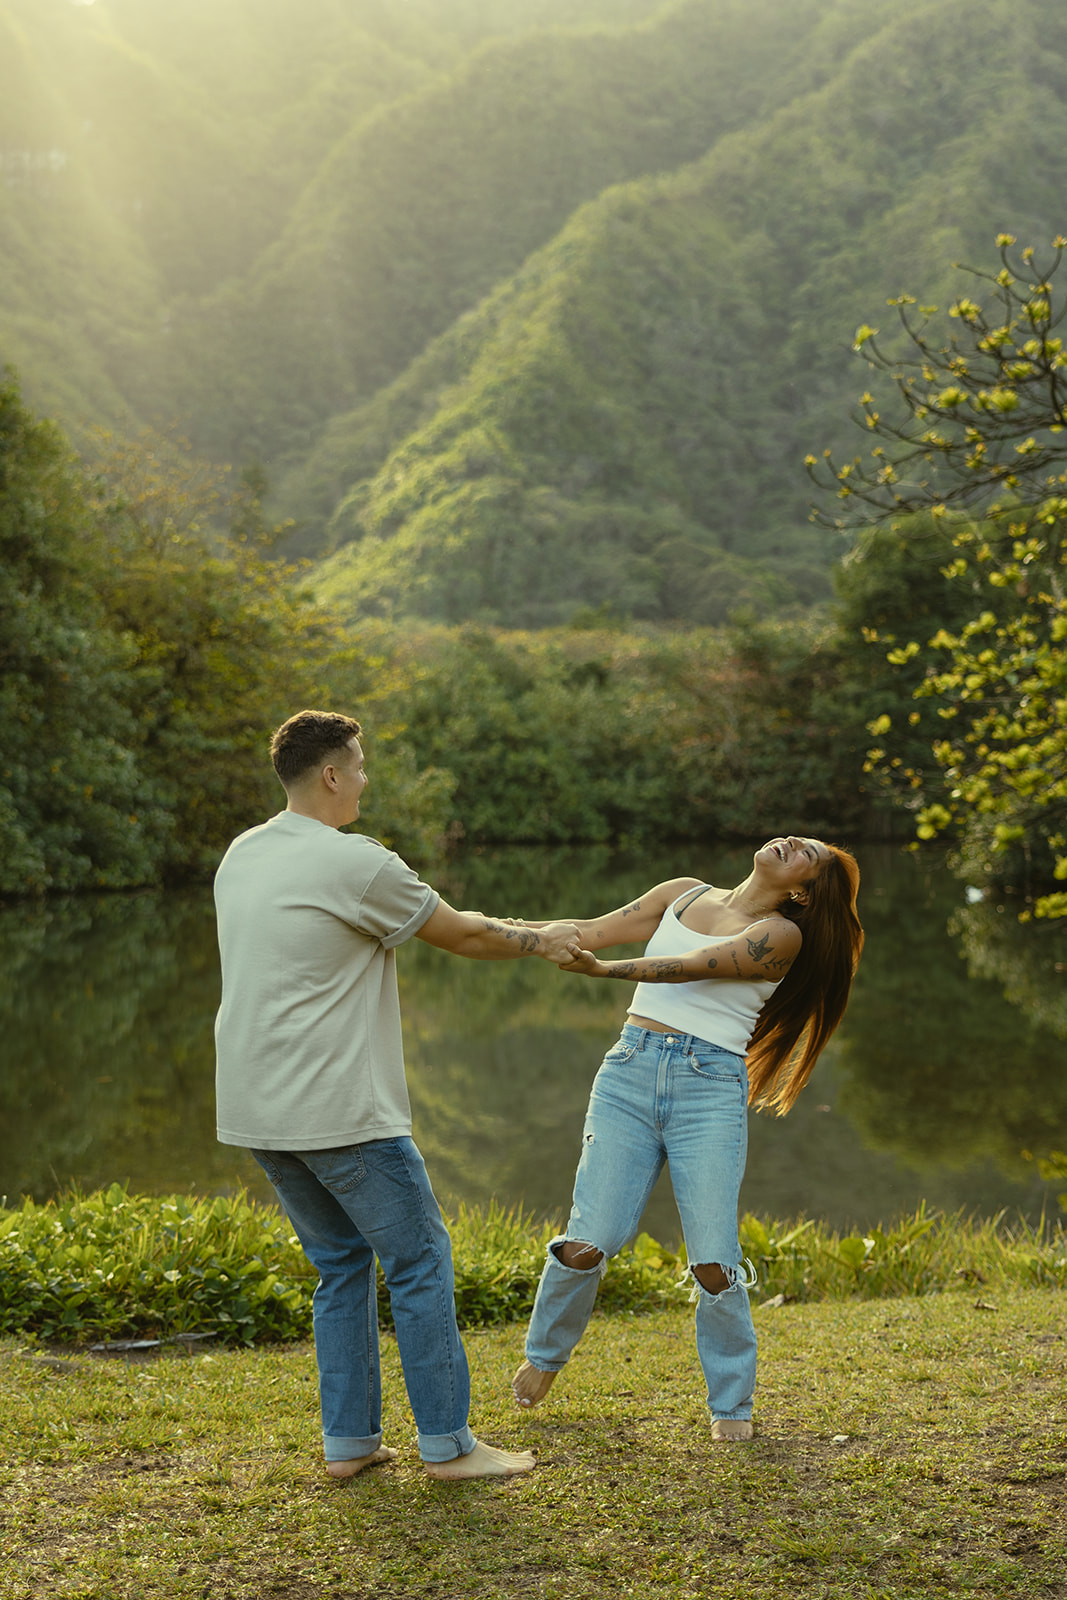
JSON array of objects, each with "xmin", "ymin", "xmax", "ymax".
[{"xmin": 746, "ymin": 845, "xmax": 864, "ymax": 1114}]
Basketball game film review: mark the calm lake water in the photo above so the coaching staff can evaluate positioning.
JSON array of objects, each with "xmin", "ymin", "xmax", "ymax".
[{"xmin": 2, "ymin": 842, "xmax": 1066, "ymax": 1242}]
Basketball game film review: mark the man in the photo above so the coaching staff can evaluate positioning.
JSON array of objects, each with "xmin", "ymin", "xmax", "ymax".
[{"xmin": 214, "ymin": 709, "xmax": 578, "ymax": 1481}]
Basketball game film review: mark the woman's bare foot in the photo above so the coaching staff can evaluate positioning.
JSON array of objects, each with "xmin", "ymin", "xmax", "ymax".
[
  {"xmin": 424, "ymin": 1440, "xmax": 536, "ymax": 1480},
  {"xmin": 710, "ymin": 1419, "xmax": 754, "ymax": 1443},
  {"xmin": 326, "ymin": 1446, "xmax": 398, "ymax": 1479},
  {"xmin": 512, "ymin": 1359, "xmax": 558, "ymax": 1408}
]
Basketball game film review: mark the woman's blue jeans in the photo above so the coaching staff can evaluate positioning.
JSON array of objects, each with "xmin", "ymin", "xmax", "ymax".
[
  {"xmin": 525, "ymin": 1023, "xmax": 758, "ymax": 1421},
  {"xmin": 250, "ymin": 1138, "xmax": 476, "ymax": 1463}
]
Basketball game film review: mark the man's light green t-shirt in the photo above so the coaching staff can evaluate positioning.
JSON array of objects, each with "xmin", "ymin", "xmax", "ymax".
[{"xmin": 213, "ymin": 811, "xmax": 439, "ymax": 1150}]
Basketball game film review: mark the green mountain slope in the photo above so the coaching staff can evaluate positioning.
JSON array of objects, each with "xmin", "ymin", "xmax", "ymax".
[
  {"xmin": 5, "ymin": 0, "xmax": 1067, "ymax": 630},
  {"xmin": 0, "ymin": 0, "xmax": 431, "ymax": 431},
  {"xmin": 2, "ymin": 0, "xmax": 654, "ymax": 433},
  {"xmin": 175, "ymin": 0, "xmax": 859, "ymax": 467},
  {"xmin": 311, "ymin": 0, "xmax": 1067, "ymax": 625},
  {"xmin": 0, "ymin": 0, "xmax": 160, "ymax": 430}
]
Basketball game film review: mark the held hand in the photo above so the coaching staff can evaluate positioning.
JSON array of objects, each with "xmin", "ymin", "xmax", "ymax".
[
  {"xmin": 557, "ymin": 945, "xmax": 607, "ymax": 976},
  {"xmin": 534, "ymin": 921, "xmax": 581, "ymax": 962}
]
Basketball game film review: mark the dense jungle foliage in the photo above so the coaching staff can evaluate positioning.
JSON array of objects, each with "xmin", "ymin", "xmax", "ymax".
[
  {"xmin": 4, "ymin": 0, "xmax": 1067, "ymax": 623},
  {"xmin": 1, "ymin": 367, "xmax": 915, "ymax": 895},
  {"xmin": 3, "ymin": 292, "xmax": 1064, "ymax": 939}
]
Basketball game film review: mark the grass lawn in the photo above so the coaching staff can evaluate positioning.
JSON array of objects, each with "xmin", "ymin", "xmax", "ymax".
[{"xmin": 2, "ymin": 1288, "xmax": 1065, "ymax": 1599}]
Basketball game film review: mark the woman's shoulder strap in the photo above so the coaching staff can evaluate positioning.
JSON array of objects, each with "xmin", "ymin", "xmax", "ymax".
[{"xmin": 674, "ymin": 883, "xmax": 711, "ymax": 914}]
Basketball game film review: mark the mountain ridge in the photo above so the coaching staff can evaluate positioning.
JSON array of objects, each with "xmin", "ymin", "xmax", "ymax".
[
  {"xmin": 3, "ymin": 0, "xmax": 1066, "ymax": 627},
  {"xmin": 307, "ymin": 0, "xmax": 1067, "ymax": 624}
]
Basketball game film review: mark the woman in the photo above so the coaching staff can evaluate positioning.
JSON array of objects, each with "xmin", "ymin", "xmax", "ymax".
[{"xmin": 512, "ymin": 835, "xmax": 864, "ymax": 1441}]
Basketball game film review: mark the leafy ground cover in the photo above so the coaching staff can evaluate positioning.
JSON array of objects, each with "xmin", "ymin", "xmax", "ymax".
[
  {"xmin": 3, "ymin": 1188, "xmax": 1066, "ymax": 1345},
  {"xmin": 1, "ymin": 1290, "xmax": 1065, "ymax": 1599}
]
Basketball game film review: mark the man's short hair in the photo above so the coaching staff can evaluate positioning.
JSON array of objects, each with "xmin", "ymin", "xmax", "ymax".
[{"xmin": 270, "ymin": 710, "xmax": 363, "ymax": 786}]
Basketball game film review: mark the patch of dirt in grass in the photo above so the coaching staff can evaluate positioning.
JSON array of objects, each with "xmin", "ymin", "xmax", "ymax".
[{"xmin": 91, "ymin": 1453, "xmax": 181, "ymax": 1478}]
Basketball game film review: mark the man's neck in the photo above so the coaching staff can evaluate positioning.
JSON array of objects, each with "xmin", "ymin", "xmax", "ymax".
[{"xmin": 285, "ymin": 798, "xmax": 338, "ymax": 828}]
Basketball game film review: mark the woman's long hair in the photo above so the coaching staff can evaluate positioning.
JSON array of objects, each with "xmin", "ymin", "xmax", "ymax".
[{"xmin": 746, "ymin": 845, "xmax": 864, "ymax": 1114}]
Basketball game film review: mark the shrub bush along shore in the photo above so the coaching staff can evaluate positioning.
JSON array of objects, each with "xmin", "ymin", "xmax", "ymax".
[{"xmin": 1, "ymin": 1186, "xmax": 1064, "ymax": 1347}]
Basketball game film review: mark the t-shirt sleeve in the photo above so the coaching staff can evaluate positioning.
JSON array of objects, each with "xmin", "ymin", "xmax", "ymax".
[{"xmin": 357, "ymin": 854, "xmax": 440, "ymax": 948}]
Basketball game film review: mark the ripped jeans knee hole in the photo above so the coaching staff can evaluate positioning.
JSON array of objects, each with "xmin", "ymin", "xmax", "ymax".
[
  {"xmin": 683, "ymin": 1257, "xmax": 758, "ymax": 1302},
  {"xmin": 549, "ymin": 1237, "xmax": 608, "ymax": 1276}
]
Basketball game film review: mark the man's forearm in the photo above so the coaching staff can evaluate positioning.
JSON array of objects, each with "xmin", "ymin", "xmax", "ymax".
[
  {"xmin": 487, "ymin": 915, "xmax": 627, "ymax": 947},
  {"xmin": 447, "ymin": 914, "xmax": 578, "ymax": 961},
  {"xmin": 493, "ymin": 896, "xmax": 668, "ymax": 950},
  {"xmin": 415, "ymin": 900, "xmax": 579, "ymax": 961},
  {"xmin": 475, "ymin": 918, "xmax": 549, "ymax": 958}
]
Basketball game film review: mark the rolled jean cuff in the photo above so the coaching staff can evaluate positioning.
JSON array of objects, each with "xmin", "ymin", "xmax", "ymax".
[
  {"xmin": 324, "ymin": 1431, "xmax": 383, "ymax": 1462},
  {"xmin": 417, "ymin": 1424, "xmax": 477, "ymax": 1463}
]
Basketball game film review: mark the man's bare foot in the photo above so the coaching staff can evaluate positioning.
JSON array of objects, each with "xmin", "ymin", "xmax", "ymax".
[
  {"xmin": 424, "ymin": 1440, "xmax": 536, "ymax": 1480},
  {"xmin": 326, "ymin": 1446, "xmax": 398, "ymax": 1479},
  {"xmin": 512, "ymin": 1359, "xmax": 558, "ymax": 1408},
  {"xmin": 710, "ymin": 1419, "xmax": 754, "ymax": 1443}
]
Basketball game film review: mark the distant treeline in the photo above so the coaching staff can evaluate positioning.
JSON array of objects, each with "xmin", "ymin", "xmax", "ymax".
[{"xmin": 2, "ymin": 372, "xmax": 950, "ymax": 895}]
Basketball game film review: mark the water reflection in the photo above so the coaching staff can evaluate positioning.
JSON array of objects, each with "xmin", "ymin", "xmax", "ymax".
[
  {"xmin": 0, "ymin": 892, "xmax": 239, "ymax": 1202},
  {"xmin": 0, "ymin": 844, "xmax": 1063, "ymax": 1237},
  {"xmin": 834, "ymin": 863, "xmax": 1067, "ymax": 1178}
]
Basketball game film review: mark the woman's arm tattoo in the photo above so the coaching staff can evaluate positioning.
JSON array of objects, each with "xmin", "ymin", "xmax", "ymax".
[
  {"xmin": 745, "ymin": 929, "xmax": 797, "ymax": 977},
  {"xmin": 762, "ymin": 953, "xmax": 793, "ymax": 974},
  {"xmin": 607, "ymin": 957, "xmax": 683, "ymax": 980}
]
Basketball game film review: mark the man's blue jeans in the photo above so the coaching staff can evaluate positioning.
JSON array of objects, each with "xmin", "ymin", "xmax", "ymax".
[
  {"xmin": 524, "ymin": 1023, "xmax": 759, "ymax": 1421},
  {"xmin": 250, "ymin": 1139, "xmax": 476, "ymax": 1463}
]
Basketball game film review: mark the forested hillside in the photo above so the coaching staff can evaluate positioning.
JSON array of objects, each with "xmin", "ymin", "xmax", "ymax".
[
  {"xmin": 0, "ymin": 0, "xmax": 660, "ymax": 432},
  {"xmin": 310, "ymin": 0, "xmax": 1067, "ymax": 623},
  {"xmin": 3, "ymin": 0, "xmax": 1066, "ymax": 624},
  {"xmin": 174, "ymin": 0, "xmax": 851, "ymax": 468}
]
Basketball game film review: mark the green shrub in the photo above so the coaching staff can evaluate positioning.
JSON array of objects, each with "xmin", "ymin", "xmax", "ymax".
[
  {"xmin": 3, "ymin": 1190, "xmax": 1063, "ymax": 1347},
  {"xmin": 739, "ymin": 1206, "xmax": 1067, "ymax": 1302},
  {"xmin": 322, "ymin": 615, "xmax": 877, "ymax": 848},
  {"xmin": 0, "ymin": 1185, "xmax": 314, "ymax": 1345}
]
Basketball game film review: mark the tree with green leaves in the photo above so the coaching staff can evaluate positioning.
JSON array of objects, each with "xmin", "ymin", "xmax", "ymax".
[
  {"xmin": 83, "ymin": 428, "xmax": 344, "ymax": 877},
  {"xmin": 0, "ymin": 383, "xmax": 452, "ymax": 891},
  {"xmin": 809, "ymin": 235, "xmax": 1067, "ymax": 918},
  {"xmin": 0, "ymin": 372, "xmax": 166, "ymax": 893}
]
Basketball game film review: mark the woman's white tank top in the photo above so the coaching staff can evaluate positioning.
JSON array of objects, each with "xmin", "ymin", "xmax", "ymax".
[{"xmin": 628, "ymin": 887, "xmax": 780, "ymax": 1055}]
